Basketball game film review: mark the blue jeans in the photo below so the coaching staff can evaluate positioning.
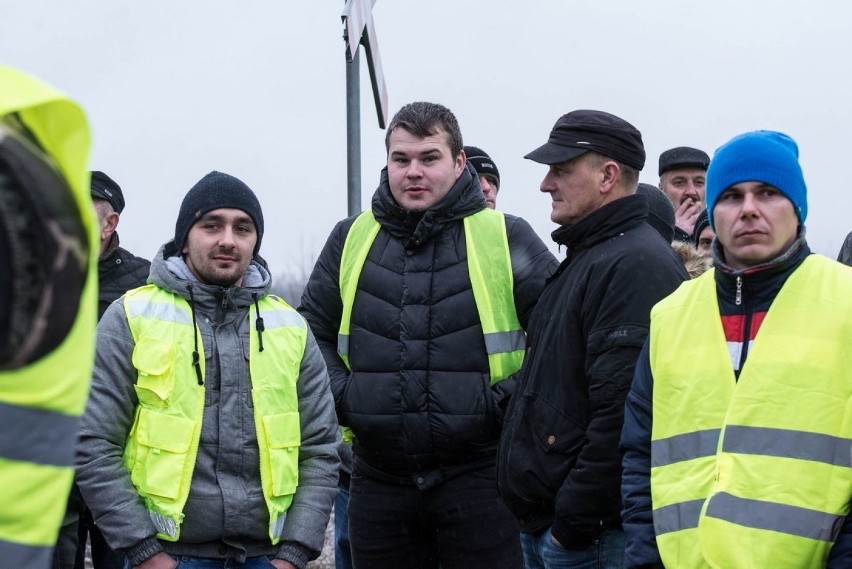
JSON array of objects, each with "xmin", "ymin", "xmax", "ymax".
[
  {"xmin": 520, "ymin": 527, "xmax": 625, "ymax": 569},
  {"xmin": 125, "ymin": 555, "xmax": 277, "ymax": 568},
  {"xmin": 335, "ymin": 485, "xmax": 353, "ymax": 569}
]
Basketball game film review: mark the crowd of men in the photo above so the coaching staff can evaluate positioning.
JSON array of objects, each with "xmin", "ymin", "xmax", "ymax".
[{"xmin": 3, "ymin": 65, "xmax": 852, "ymax": 569}]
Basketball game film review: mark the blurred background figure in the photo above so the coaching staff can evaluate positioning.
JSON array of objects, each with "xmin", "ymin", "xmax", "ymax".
[{"xmin": 0, "ymin": 65, "xmax": 98, "ymax": 569}]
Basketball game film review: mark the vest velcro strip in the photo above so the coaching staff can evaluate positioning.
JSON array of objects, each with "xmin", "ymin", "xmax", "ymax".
[
  {"xmin": 126, "ymin": 299, "xmax": 192, "ymax": 325},
  {"xmin": 722, "ymin": 425, "xmax": 852, "ymax": 467},
  {"xmin": 652, "ymin": 428, "xmax": 721, "ymax": 468},
  {"xmin": 0, "ymin": 538, "xmax": 51, "ymax": 568},
  {"xmin": 705, "ymin": 492, "xmax": 844, "ymax": 542},
  {"xmin": 653, "ymin": 498, "xmax": 705, "ymax": 535},
  {"xmin": 0, "ymin": 400, "xmax": 77, "ymax": 467},
  {"xmin": 337, "ymin": 335, "xmax": 349, "ymax": 357},
  {"xmin": 483, "ymin": 330, "xmax": 526, "ymax": 354}
]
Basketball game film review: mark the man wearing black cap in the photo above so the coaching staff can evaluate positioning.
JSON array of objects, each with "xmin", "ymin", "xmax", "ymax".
[
  {"xmin": 464, "ymin": 145, "xmax": 500, "ymax": 209},
  {"xmin": 497, "ymin": 110, "xmax": 688, "ymax": 568},
  {"xmin": 657, "ymin": 146, "xmax": 711, "ymax": 241},
  {"xmin": 54, "ymin": 171, "xmax": 153, "ymax": 569},
  {"xmin": 76, "ymin": 171, "xmax": 340, "ymax": 569}
]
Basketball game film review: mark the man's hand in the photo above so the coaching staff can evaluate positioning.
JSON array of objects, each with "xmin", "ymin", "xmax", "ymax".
[
  {"xmin": 136, "ymin": 552, "xmax": 177, "ymax": 569},
  {"xmin": 675, "ymin": 197, "xmax": 703, "ymax": 236},
  {"xmin": 271, "ymin": 559, "xmax": 297, "ymax": 569}
]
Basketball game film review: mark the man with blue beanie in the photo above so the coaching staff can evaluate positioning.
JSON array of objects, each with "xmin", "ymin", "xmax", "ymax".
[{"xmin": 622, "ymin": 130, "xmax": 852, "ymax": 568}]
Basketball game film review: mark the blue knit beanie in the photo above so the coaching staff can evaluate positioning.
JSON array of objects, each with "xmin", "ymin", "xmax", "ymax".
[
  {"xmin": 706, "ymin": 130, "xmax": 807, "ymax": 229},
  {"xmin": 174, "ymin": 171, "xmax": 264, "ymax": 256}
]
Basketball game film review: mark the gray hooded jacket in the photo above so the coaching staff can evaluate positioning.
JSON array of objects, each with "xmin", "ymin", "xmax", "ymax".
[{"xmin": 76, "ymin": 243, "xmax": 340, "ymax": 569}]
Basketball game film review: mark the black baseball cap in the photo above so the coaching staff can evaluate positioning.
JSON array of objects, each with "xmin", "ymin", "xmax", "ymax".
[
  {"xmin": 525, "ymin": 109, "xmax": 645, "ymax": 170},
  {"xmin": 90, "ymin": 170, "xmax": 125, "ymax": 213},
  {"xmin": 658, "ymin": 146, "xmax": 710, "ymax": 177}
]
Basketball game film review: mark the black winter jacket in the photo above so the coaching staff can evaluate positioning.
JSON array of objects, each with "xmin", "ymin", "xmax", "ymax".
[
  {"xmin": 97, "ymin": 233, "xmax": 150, "ymax": 318},
  {"xmin": 497, "ymin": 194, "xmax": 688, "ymax": 547},
  {"xmin": 299, "ymin": 163, "xmax": 557, "ymax": 484}
]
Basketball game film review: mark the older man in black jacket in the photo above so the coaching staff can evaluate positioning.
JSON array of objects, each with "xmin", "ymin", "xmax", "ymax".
[
  {"xmin": 497, "ymin": 110, "xmax": 688, "ymax": 569},
  {"xmin": 300, "ymin": 101, "xmax": 557, "ymax": 569}
]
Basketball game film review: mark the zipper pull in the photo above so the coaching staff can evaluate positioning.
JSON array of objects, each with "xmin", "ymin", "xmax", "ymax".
[{"xmin": 735, "ymin": 276, "xmax": 742, "ymax": 306}]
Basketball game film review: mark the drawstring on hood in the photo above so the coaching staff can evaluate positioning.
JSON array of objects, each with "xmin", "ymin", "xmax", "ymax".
[
  {"xmin": 252, "ymin": 293, "xmax": 265, "ymax": 352},
  {"xmin": 186, "ymin": 284, "xmax": 204, "ymax": 386}
]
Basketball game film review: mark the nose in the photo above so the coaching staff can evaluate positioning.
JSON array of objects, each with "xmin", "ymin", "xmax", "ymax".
[
  {"xmin": 740, "ymin": 192, "xmax": 759, "ymax": 216},
  {"xmin": 406, "ymin": 159, "xmax": 423, "ymax": 179},
  {"xmin": 540, "ymin": 169, "xmax": 556, "ymax": 193},
  {"xmin": 219, "ymin": 226, "xmax": 237, "ymax": 247}
]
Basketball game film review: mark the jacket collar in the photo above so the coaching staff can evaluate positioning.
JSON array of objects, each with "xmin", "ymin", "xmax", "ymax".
[
  {"xmin": 552, "ymin": 193, "xmax": 648, "ymax": 252},
  {"xmin": 371, "ymin": 162, "xmax": 487, "ymax": 247}
]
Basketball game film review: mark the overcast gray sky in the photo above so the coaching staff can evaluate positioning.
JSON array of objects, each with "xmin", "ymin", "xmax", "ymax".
[{"xmin": 3, "ymin": 1, "xmax": 851, "ymax": 274}]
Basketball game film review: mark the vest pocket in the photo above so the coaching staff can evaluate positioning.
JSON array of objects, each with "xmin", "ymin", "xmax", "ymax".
[
  {"xmin": 132, "ymin": 408, "xmax": 195, "ymax": 500},
  {"xmin": 262, "ymin": 412, "xmax": 301, "ymax": 497},
  {"xmin": 132, "ymin": 338, "xmax": 177, "ymax": 403}
]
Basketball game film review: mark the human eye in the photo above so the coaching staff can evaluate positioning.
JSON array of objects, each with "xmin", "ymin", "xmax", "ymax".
[{"xmin": 695, "ymin": 178, "xmax": 706, "ymax": 187}]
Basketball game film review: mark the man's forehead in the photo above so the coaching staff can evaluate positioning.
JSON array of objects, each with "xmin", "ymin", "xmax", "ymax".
[
  {"xmin": 665, "ymin": 167, "xmax": 706, "ymax": 179},
  {"xmin": 195, "ymin": 208, "xmax": 254, "ymax": 223},
  {"xmin": 388, "ymin": 127, "xmax": 451, "ymax": 152}
]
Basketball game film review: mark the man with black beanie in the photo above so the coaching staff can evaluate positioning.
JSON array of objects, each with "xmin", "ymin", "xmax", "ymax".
[
  {"xmin": 76, "ymin": 171, "xmax": 340, "ymax": 569},
  {"xmin": 464, "ymin": 145, "xmax": 501, "ymax": 209},
  {"xmin": 497, "ymin": 109, "xmax": 688, "ymax": 569}
]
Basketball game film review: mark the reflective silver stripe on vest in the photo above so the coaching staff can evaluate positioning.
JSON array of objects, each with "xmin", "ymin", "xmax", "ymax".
[
  {"xmin": 0, "ymin": 538, "xmax": 52, "ymax": 568},
  {"xmin": 259, "ymin": 310, "xmax": 304, "ymax": 330},
  {"xmin": 652, "ymin": 429, "xmax": 721, "ymax": 467},
  {"xmin": 126, "ymin": 299, "xmax": 192, "ymax": 326},
  {"xmin": 653, "ymin": 498, "xmax": 705, "ymax": 535},
  {"xmin": 338, "ymin": 334, "xmax": 349, "ymax": 357},
  {"xmin": 149, "ymin": 511, "xmax": 178, "ymax": 539},
  {"xmin": 723, "ymin": 425, "xmax": 852, "ymax": 468},
  {"xmin": 271, "ymin": 512, "xmax": 287, "ymax": 539},
  {"xmin": 483, "ymin": 330, "xmax": 525, "ymax": 354},
  {"xmin": 0, "ymin": 400, "xmax": 77, "ymax": 466},
  {"xmin": 705, "ymin": 492, "xmax": 844, "ymax": 542}
]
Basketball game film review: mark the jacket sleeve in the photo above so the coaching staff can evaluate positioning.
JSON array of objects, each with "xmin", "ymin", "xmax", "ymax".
[
  {"xmin": 277, "ymin": 327, "xmax": 341, "ymax": 568},
  {"xmin": 828, "ymin": 515, "xmax": 852, "ymax": 568},
  {"xmin": 75, "ymin": 301, "xmax": 164, "ymax": 563},
  {"xmin": 505, "ymin": 214, "xmax": 558, "ymax": 329},
  {"xmin": 298, "ymin": 219, "xmax": 353, "ymax": 412},
  {"xmin": 550, "ymin": 246, "xmax": 687, "ymax": 550},
  {"xmin": 837, "ymin": 232, "xmax": 852, "ymax": 267},
  {"xmin": 621, "ymin": 340, "xmax": 664, "ymax": 569}
]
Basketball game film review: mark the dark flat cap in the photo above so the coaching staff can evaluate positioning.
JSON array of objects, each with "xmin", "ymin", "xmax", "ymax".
[
  {"xmin": 658, "ymin": 146, "xmax": 710, "ymax": 177},
  {"xmin": 525, "ymin": 109, "xmax": 645, "ymax": 170},
  {"xmin": 90, "ymin": 170, "xmax": 125, "ymax": 213}
]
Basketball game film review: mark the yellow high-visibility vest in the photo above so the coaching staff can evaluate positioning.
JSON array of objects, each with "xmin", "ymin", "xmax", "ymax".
[
  {"xmin": 650, "ymin": 255, "xmax": 852, "ymax": 569},
  {"xmin": 122, "ymin": 285, "xmax": 306, "ymax": 543},
  {"xmin": 338, "ymin": 208, "xmax": 524, "ymax": 385},
  {"xmin": 0, "ymin": 66, "xmax": 98, "ymax": 569}
]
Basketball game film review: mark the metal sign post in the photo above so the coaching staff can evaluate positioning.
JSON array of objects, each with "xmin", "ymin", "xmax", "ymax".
[{"xmin": 342, "ymin": 0, "xmax": 388, "ymax": 216}]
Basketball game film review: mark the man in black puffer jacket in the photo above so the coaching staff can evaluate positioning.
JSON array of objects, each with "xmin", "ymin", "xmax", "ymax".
[
  {"xmin": 299, "ymin": 102, "xmax": 557, "ymax": 569},
  {"xmin": 497, "ymin": 110, "xmax": 688, "ymax": 569}
]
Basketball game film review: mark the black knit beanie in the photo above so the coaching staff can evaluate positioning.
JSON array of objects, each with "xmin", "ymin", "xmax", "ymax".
[
  {"xmin": 691, "ymin": 209, "xmax": 710, "ymax": 248},
  {"xmin": 464, "ymin": 145, "xmax": 500, "ymax": 189},
  {"xmin": 174, "ymin": 171, "xmax": 264, "ymax": 256},
  {"xmin": 636, "ymin": 183, "xmax": 675, "ymax": 243}
]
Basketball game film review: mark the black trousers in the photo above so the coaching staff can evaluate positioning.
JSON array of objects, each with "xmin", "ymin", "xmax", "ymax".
[{"xmin": 348, "ymin": 464, "xmax": 523, "ymax": 569}]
